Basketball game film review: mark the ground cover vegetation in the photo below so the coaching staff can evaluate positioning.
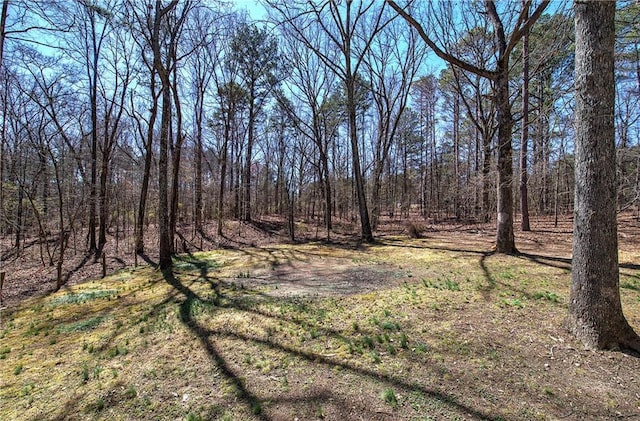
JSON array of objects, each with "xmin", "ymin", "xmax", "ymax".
[
  {"xmin": 1, "ymin": 0, "xmax": 640, "ymax": 419},
  {"xmin": 1, "ymin": 217, "xmax": 639, "ymax": 420}
]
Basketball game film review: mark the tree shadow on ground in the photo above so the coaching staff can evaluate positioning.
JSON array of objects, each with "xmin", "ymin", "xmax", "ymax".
[
  {"xmin": 162, "ymin": 267, "xmax": 269, "ymax": 420},
  {"xmin": 161, "ymin": 261, "xmax": 499, "ymax": 420}
]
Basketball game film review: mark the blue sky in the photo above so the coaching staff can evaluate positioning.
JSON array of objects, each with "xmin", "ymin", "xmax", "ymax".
[{"xmin": 233, "ymin": 0, "xmax": 267, "ymax": 20}]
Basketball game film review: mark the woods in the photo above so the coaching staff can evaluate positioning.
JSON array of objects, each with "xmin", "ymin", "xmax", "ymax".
[{"xmin": 0, "ymin": 0, "xmax": 638, "ymax": 350}]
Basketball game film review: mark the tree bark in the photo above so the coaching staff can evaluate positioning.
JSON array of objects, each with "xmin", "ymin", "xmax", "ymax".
[
  {"xmin": 519, "ymin": 0, "xmax": 531, "ymax": 232},
  {"xmin": 134, "ymin": 87, "xmax": 156, "ymax": 255},
  {"xmin": 568, "ymin": 0, "xmax": 640, "ymax": 352},
  {"xmin": 194, "ymin": 93, "xmax": 204, "ymax": 233},
  {"xmin": 494, "ymin": 65, "xmax": 516, "ymax": 254},
  {"xmin": 243, "ymin": 95, "xmax": 255, "ymax": 222},
  {"xmin": 169, "ymin": 62, "xmax": 184, "ymax": 254},
  {"xmin": 153, "ymin": 0, "xmax": 178, "ymax": 270},
  {"xmin": 347, "ymin": 73, "xmax": 373, "ymax": 243}
]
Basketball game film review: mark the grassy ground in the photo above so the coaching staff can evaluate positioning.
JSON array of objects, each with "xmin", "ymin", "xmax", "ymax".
[{"xmin": 1, "ymin": 226, "xmax": 639, "ymax": 420}]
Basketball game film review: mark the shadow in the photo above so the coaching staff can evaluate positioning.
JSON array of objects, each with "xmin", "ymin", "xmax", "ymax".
[
  {"xmin": 62, "ymin": 252, "xmax": 93, "ymax": 285},
  {"xmin": 246, "ymin": 219, "xmax": 284, "ymax": 236},
  {"xmin": 175, "ymin": 230, "xmax": 203, "ymax": 253},
  {"xmin": 160, "ymin": 257, "xmax": 500, "ymax": 420},
  {"xmin": 478, "ymin": 251, "xmax": 497, "ymax": 300},
  {"xmin": 112, "ymin": 256, "xmax": 126, "ymax": 266},
  {"xmin": 137, "ymin": 252, "xmax": 158, "ymax": 267},
  {"xmin": 518, "ymin": 252, "xmax": 572, "ymax": 271},
  {"xmin": 519, "ymin": 252, "xmax": 640, "ymax": 273},
  {"xmin": 162, "ymin": 267, "xmax": 268, "ymax": 420}
]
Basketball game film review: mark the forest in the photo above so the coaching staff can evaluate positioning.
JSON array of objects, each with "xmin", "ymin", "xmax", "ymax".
[{"xmin": 0, "ymin": 0, "xmax": 640, "ymax": 419}]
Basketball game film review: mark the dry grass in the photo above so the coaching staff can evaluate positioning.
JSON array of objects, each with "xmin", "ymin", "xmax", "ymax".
[{"xmin": 1, "ymin": 216, "xmax": 640, "ymax": 420}]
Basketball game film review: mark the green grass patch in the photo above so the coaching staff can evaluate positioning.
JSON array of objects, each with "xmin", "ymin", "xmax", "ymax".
[
  {"xmin": 13, "ymin": 363, "xmax": 23, "ymax": 375},
  {"xmin": 422, "ymin": 278, "xmax": 460, "ymax": 291},
  {"xmin": 621, "ymin": 281, "xmax": 640, "ymax": 292},
  {"xmin": 173, "ymin": 256, "xmax": 222, "ymax": 272},
  {"xmin": 500, "ymin": 298, "xmax": 524, "ymax": 308},
  {"xmin": 57, "ymin": 316, "xmax": 106, "ymax": 333},
  {"xmin": 533, "ymin": 291, "xmax": 561, "ymax": 303},
  {"xmin": 0, "ymin": 346, "xmax": 10, "ymax": 359},
  {"xmin": 382, "ymin": 388, "xmax": 398, "ymax": 408},
  {"xmin": 49, "ymin": 290, "xmax": 118, "ymax": 306}
]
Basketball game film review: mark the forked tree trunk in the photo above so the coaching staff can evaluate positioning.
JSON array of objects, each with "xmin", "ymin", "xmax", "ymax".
[{"xmin": 568, "ymin": 0, "xmax": 640, "ymax": 352}]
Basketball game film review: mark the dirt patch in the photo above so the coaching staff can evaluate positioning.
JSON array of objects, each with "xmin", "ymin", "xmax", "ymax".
[{"xmin": 225, "ymin": 259, "xmax": 402, "ymax": 298}]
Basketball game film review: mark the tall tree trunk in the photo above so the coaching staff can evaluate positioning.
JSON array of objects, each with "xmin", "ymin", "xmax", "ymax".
[
  {"xmin": 243, "ymin": 96, "xmax": 255, "ymax": 222},
  {"xmin": 135, "ymin": 73, "xmax": 158, "ymax": 255},
  {"xmin": 520, "ymin": 0, "xmax": 531, "ymax": 232},
  {"xmin": 0, "ymin": 0, "xmax": 8, "ymax": 230},
  {"xmin": 98, "ymin": 146, "xmax": 109, "ymax": 250},
  {"xmin": 153, "ymin": 0, "xmax": 178, "ymax": 270},
  {"xmin": 15, "ymin": 182, "xmax": 23, "ymax": 249},
  {"xmin": 194, "ymin": 97, "xmax": 203, "ymax": 233},
  {"xmin": 158, "ymin": 85, "xmax": 171, "ymax": 269},
  {"xmin": 89, "ymin": 62, "xmax": 98, "ymax": 254},
  {"xmin": 347, "ymin": 73, "xmax": 373, "ymax": 242},
  {"xmin": 453, "ymin": 94, "xmax": 460, "ymax": 219},
  {"xmin": 0, "ymin": 0, "xmax": 8, "ymax": 72},
  {"xmin": 135, "ymin": 113, "xmax": 154, "ymax": 255},
  {"xmin": 321, "ymin": 153, "xmax": 332, "ymax": 239},
  {"xmin": 169, "ymin": 64, "xmax": 183, "ymax": 254},
  {"xmin": 494, "ymin": 64, "xmax": 516, "ymax": 253},
  {"xmin": 568, "ymin": 0, "xmax": 640, "ymax": 352},
  {"xmin": 217, "ymin": 133, "xmax": 229, "ymax": 237}
]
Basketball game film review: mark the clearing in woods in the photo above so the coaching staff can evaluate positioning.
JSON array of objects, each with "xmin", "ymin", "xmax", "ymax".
[{"xmin": 0, "ymin": 215, "xmax": 639, "ymax": 420}]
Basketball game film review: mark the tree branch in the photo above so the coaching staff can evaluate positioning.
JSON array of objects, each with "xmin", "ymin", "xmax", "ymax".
[{"xmin": 387, "ymin": 0, "xmax": 496, "ymax": 80}]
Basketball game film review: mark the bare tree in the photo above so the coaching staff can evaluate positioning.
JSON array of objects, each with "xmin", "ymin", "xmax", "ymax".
[
  {"xmin": 519, "ymin": 0, "xmax": 531, "ymax": 231},
  {"xmin": 365, "ymin": 8, "xmax": 424, "ymax": 228},
  {"xmin": 275, "ymin": 18, "xmax": 340, "ymax": 240},
  {"xmin": 389, "ymin": 0, "xmax": 549, "ymax": 253},
  {"xmin": 268, "ymin": 0, "xmax": 392, "ymax": 243},
  {"xmin": 153, "ymin": 0, "xmax": 179, "ymax": 269}
]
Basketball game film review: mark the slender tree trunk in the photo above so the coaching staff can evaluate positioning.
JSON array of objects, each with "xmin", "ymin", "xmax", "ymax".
[
  {"xmin": 217, "ymin": 133, "xmax": 229, "ymax": 237},
  {"xmin": 0, "ymin": 0, "xmax": 8, "ymax": 72},
  {"xmin": 216, "ymin": 115, "xmax": 234, "ymax": 236},
  {"xmin": 15, "ymin": 183, "xmax": 23, "ymax": 249},
  {"xmin": 158, "ymin": 84, "xmax": 171, "ymax": 268},
  {"xmin": 194, "ymin": 97, "xmax": 203, "ymax": 233},
  {"xmin": 89, "ymin": 72, "xmax": 98, "ymax": 254},
  {"xmin": 135, "ymin": 77, "xmax": 157, "ymax": 255},
  {"xmin": 347, "ymin": 74, "xmax": 373, "ymax": 242},
  {"xmin": 98, "ymin": 146, "xmax": 109, "ymax": 249},
  {"xmin": 520, "ymin": 0, "xmax": 531, "ymax": 232},
  {"xmin": 169, "ymin": 64, "xmax": 183, "ymax": 254},
  {"xmin": 0, "ymin": 1, "xmax": 8, "ymax": 231},
  {"xmin": 243, "ymin": 95, "xmax": 255, "ymax": 222},
  {"xmin": 321, "ymin": 153, "xmax": 332, "ymax": 239},
  {"xmin": 135, "ymin": 131, "xmax": 153, "ymax": 255},
  {"xmin": 568, "ymin": 0, "xmax": 640, "ymax": 352},
  {"xmin": 453, "ymin": 94, "xmax": 460, "ymax": 219},
  {"xmin": 482, "ymin": 129, "xmax": 491, "ymax": 224}
]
